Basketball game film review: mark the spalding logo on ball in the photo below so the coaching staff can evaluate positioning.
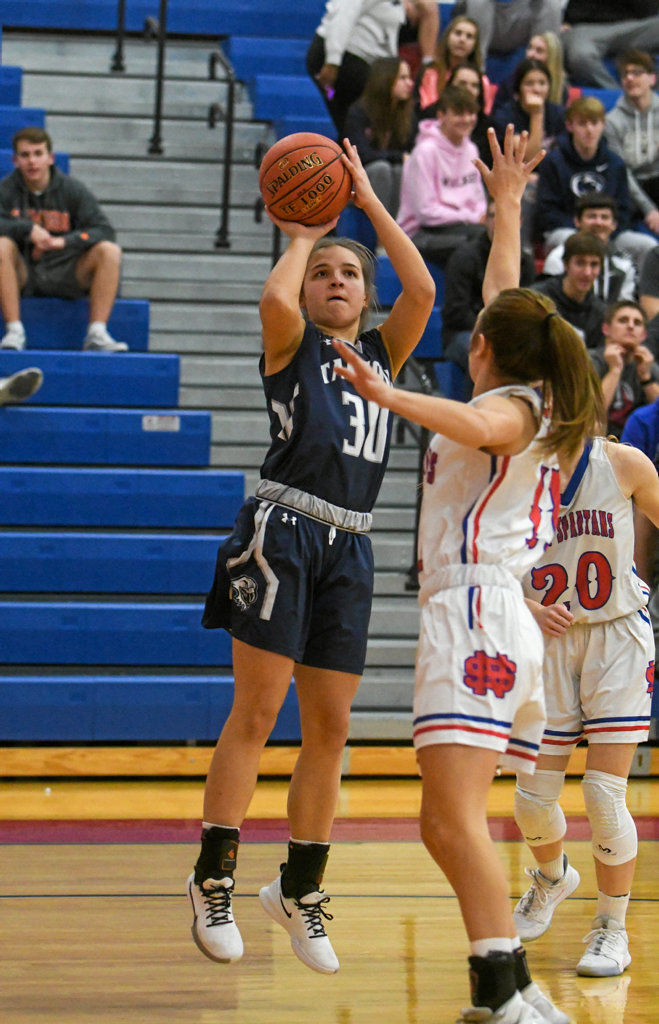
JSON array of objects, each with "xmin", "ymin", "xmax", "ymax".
[{"xmin": 258, "ymin": 132, "xmax": 353, "ymax": 226}]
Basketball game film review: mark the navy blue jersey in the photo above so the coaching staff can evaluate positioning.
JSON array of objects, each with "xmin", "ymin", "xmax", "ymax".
[{"xmin": 259, "ymin": 322, "xmax": 393, "ymax": 513}]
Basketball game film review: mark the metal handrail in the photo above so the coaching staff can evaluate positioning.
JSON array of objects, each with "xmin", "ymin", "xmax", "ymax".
[
  {"xmin": 147, "ymin": 0, "xmax": 169, "ymax": 155},
  {"xmin": 207, "ymin": 48, "xmax": 237, "ymax": 249},
  {"xmin": 394, "ymin": 355, "xmax": 434, "ymax": 591},
  {"xmin": 110, "ymin": 0, "xmax": 127, "ymax": 72}
]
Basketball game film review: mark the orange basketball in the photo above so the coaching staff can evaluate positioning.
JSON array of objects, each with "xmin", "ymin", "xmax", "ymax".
[{"xmin": 258, "ymin": 132, "xmax": 352, "ymax": 226}]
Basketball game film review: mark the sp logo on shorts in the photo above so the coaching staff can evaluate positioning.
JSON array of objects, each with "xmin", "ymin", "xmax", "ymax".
[
  {"xmin": 463, "ymin": 650, "xmax": 517, "ymax": 698},
  {"xmin": 230, "ymin": 575, "xmax": 258, "ymax": 611},
  {"xmin": 646, "ymin": 660, "xmax": 655, "ymax": 695}
]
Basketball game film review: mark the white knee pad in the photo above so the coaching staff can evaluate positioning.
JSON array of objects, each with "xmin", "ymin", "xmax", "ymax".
[
  {"xmin": 514, "ymin": 768, "xmax": 566, "ymax": 847},
  {"xmin": 582, "ymin": 769, "xmax": 638, "ymax": 866}
]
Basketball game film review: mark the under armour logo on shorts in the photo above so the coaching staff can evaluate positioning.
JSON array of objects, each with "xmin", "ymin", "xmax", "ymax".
[{"xmin": 463, "ymin": 650, "xmax": 517, "ymax": 699}]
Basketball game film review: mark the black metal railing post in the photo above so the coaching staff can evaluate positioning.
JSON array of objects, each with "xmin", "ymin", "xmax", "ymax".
[
  {"xmin": 111, "ymin": 0, "xmax": 127, "ymax": 72},
  {"xmin": 148, "ymin": 0, "xmax": 169, "ymax": 155},
  {"xmin": 207, "ymin": 49, "xmax": 236, "ymax": 249}
]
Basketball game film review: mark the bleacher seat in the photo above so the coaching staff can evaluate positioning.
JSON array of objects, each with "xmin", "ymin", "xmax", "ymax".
[
  {"xmin": 272, "ymin": 114, "xmax": 336, "ymax": 141},
  {"xmin": 1, "ymin": 296, "xmax": 150, "ymax": 350},
  {"xmin": 0, "ymin": 675, "xmax": 300, "ymax": 742},
  {"xmin": 0, "ymin": 105, "xmax": 45, "ymax": 144},
  {"xmin": 415, "ymin": 308, "xmax": 443, "ymax": 359},
  {"xmin": 376, "ymin": 255, "xmax": 445, "ymax": 307},
  {"xmin": 434, "ymin": 360, "xmax": 468, "ymax": 402},
  {"xmin": 0, "ymin": 350, "xmax": 180, "ymax": 407},
  {"xmin": 0, "ymin": 66, "xmax": 22, "ymax": 106},
  {"xmin": 337, "ymin": 205, "xmax": 377, "ymax": 252},
  {"xmin": 0, "ymin": 531, "xmax": 224, "ymax": 593},
  {"xmin": 250, "ymin": 74, "xmax": 327, "ymax": 123},
  {"xmin": 0, "ymin": 405, "xmax": 211, "ymax": 466},
  {"xmin": 0, "ymin": 466, "xmax": 244, "ymax": 527},
  {"xmin": 226, "ymin": 36, "xmax": 309, "ymax": 80},
  {"xmin": 580, "ymin": 87, "xmax": 622, "ymax": 112}
]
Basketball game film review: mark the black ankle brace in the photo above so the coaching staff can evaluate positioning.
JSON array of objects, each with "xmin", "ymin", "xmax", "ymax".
[
  {"xmin": 280, "ymin": 840, "xmax": 330, "ymax": 900},
  {"xmin": 194, "ymin": 825, "xmax": 240, "ymax": 885},
  {"xmin": 513, "ymin": 945, "xmax": 532, "ymax": 991},
  {"xmin": 468, "ymin": 951, "xmax": 517, "ymax": 1011}
]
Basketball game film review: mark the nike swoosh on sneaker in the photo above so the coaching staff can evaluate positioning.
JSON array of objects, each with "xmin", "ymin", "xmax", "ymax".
[{"xmin": 279, "ymin": 891, "xmax": 292, "ymax": 918}]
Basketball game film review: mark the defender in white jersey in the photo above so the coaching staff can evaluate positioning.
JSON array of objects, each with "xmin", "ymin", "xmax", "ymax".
[
  {"xmin": 513, "ymin": 436, "xmax": 659, "ymax": 978},
  {"xmin": 335, "ymin": 126, "xmax": 604, "ymax": 1024}
]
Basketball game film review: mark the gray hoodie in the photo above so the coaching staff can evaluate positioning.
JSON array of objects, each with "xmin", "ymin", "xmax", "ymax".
[{"xmin": 605, "ymin": 92, "xmax": 659, "ymax": 216}]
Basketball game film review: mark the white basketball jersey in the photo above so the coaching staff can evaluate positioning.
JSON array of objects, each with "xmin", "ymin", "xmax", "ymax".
[
  {"xmin": 523, "ymin": 436, "xmax": 649, "ymax": 622},
  {"xmin": 418, "ymin": 386, "xmax": 561, "ymax": 597}
]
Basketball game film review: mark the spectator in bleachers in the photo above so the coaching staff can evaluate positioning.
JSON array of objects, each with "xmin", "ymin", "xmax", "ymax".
[
  {"xmin": 605, "ymin": 50, "xmax": 659, "ymax": 238},
  {"xmin": 445, "ymin": 62, "xmax": 497, "ymax": 166},
  {"xmin": 397, "ymin": 85, "xmax": 487, "ymax": 268},
  {"xmin": 491, "ymin": 57, "xmax": 565, "ymax": 160},
  {"xmin": 491, "ymin": 32, "xmax": 569, "ymax": 116},
  {"xmin": 534, "ymin": 95, "xmax": 656, "ymax": 273},
  {"xmin": 306, "ymin": 0, "xmax": 407, "ymax": 139},
  {"xmin": 398, "ymin": 0, "xmax": 441, "ymax": 77},
  {"xmin": 542, "ymin": 195, "xmax": 637, "ymax": 303},
  {"xmin": 589, "ymin": 300, "xmax": 659, "ymax": 438},
  {"xmin": 0, "ymin": 366, "xmax": 43, "ymax": 405},
  {"xmin": 531, "ymin": 230, "xmax": 607, "ymax": 349},
  {"xmin": 462, "ymin": 0, "xmax": 562, "ymax": 63},
  {"xmin": 0, "ymin": 127, "xmax": 125, "ymax": 353},
  {"xmin": 561, "ymin": 0, "xmax": 659, "ymax": 89},
  {"xmin": 441, "ymin": 196, "xmax": 535, "ymax": 375},
  {"xmin": 416, "ymin": 15, "xmax": 487, "ymax": 113},
  {"xmin": 343, "ymin": 57, "xmax": 416, "ymax": 219},
  {"xmin": 639, "ymin": 243, "xmax": 659, "ymax": 351}
]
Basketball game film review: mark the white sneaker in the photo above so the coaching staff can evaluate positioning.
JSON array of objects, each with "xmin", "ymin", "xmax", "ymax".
[
  {"xmin": 576, "ymin": 915, "xmax": 631, "ymax": 977},
  {"xmin": 259, "ymin": 874, "xmax": 339, "ymax": 974},
  {"xmin": 186, "ymin": 872, "xmax": 243, "ymax": 963},
  {"xmin": 513, "ymin": 857, "xmax": 580, "ymax": 941},
  {"xmin": 0, "ymin": 367, "xmax": 43, "ymax": 406},
  {"xmin": 83, "ymin": 325, "xmax": 128, "ymax": 352},
  {"xmin": 520, "ymin": 981, "xmax": 570, "ymax": 1023},
  {"xmin": 460, "ymin": 990, "xmax": 547, "ymax": 1022},
  {"xmin": 1, "ymin": 323, "xmax": 26, "ymax": 350}
]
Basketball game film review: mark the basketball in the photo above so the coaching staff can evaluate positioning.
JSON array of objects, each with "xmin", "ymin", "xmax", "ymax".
[{"xmin": 258, "ymin": 132, "xmax": 352, "ymax": 226}]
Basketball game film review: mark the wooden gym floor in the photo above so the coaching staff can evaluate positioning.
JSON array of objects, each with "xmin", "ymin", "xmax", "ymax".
[{"xmin": 1, "ymin": 763, "xmax": 658, "ymax": 1024}]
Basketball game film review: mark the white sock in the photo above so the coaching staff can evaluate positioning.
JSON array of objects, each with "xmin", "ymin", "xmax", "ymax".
[
  {"xmin": 596, "ymin": 890, "xmax": 630, "ymax": 926},
  {"xmin": 202, "ymin": 820, "xmax": 239, "ymax": 833},
  {"xmin": 7, "ymin": 320, "xmax": 23, "ymax": 331},
  {"xmin": 538, "ymin": 854, "xmax": 566, "ymax": 882},
  {"xmin": 87, "ymin": 321, "xmax": 107, "ymax": 334},
  {"xmin": 470, "ymin": 937, "xmax": 514, "ymax": 958}
]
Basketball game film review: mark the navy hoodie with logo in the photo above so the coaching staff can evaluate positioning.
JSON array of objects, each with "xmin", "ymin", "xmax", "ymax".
[{"xmin": 534, "ymin": 130, "xmax": 631, "ymax": 241}]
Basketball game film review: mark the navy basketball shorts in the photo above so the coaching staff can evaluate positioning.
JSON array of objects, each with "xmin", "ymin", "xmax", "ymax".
[{"xmin": 202, "ymin": 497, "xmax": 375, "ymax": 675}]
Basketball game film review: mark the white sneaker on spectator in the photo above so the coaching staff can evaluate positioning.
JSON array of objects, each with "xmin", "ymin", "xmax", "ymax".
[
  {"xmin": 1, "ymin": 323, "xmax": 26, "ymax": 350},
  {"xmin": 83, "ymin": 324, "xmax": 128, "ymax": 352},
  {"xmin": 513, "ymin": 856, "xmax": 580, "ymax": 941},
  {"xmin": 576, "ymin": 916, "xmax": 631, "ymax": 977},
  {"xmin": 259, "ymin": 874, "xmax": 339, "ymax": 974},
  {"xmin": 187, "ymin": 872, "xmax": 243, "ymax": 963},
  {"xmin": 0, "ymin": 367, "xmax": 43, "ymax": 405}
]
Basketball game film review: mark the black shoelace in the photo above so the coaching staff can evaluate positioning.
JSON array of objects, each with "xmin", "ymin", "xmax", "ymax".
[
  {"xmin": 203, "ymin": 886, "xmax": 233, "ymax": 926},
  {"xmin": 298, "ymin": 895, "xmax": 333, "ymax": 938}
]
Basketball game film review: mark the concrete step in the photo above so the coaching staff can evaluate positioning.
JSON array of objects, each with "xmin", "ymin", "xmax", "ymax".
[
  {"xmin": 149, "ymin": 301, "xmax": 261, "ymax": 336},
  {"xmin": 123, "ymin": 251, "xmax": 270, "ymax": 283},
  {"xmin": 46, "ymin": 113, "xmax": 270, "ymax": 162},
  {"xmin": 23, "ymin": 71, "xmax": 253, "ymax": 120},
  {"xmin": 121, "ymin": 278, "xmax": 263, "ymax": 303},
  {"xmin": 69, "ymin": 156, "xmax": 259, "ymax": 207},
  {"xmin": 2, "ymin": 32, "xmax": 224, "ymax": 79}
]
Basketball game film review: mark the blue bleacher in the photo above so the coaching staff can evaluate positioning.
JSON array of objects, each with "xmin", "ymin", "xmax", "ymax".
[
  {"xmin": 0, "ymin": 65, "xmax": 22, "ymax": 106},
  {"xmin": 434, "ymin": 359, "xmax": 469, "ymax": 402},
  {"xmin": 250, "ymin": 74, "xmax": 328, "ymax": 123},
  {"xmin": 0, "ymin": 0, "xmax": 326, "ymax": 37},
  {"xmin": 580, "ymin": 87, "xmax": 622, "ymax": 112},
  {"xmin": 0, "ymin": 676, "xmax": 300, "ymax": 742},
  {"xmin": 0, "ymin": 105, "xmax": 45, "ymax": 142},
  {"xmin": 0, "ymin": 531, "xmax": 224, "ymax": 593},
  {"xmin": 0, "ymin": 466, "xmax": 244, "ymax": 527},
  {"xmin": 0, "ymin": 350, "xmax": 179, "ymax": 407},
  {"xmin": 272, "ymin": 113, "xmax": 336, "ymax": 141},
  {"xmin": 376, "ymin": 255, "xmax": 445, "ymax": 307},
  {"xmin": 0, "ymin": 601, "xmax": 232, "ymax": 665},
  {"xmin": 225, "ymin": 36, "xmax": 309, "ymax": 80},
  {"xmin": 1, "ymin": 296, "xmax": 150, "ymax": 350},
  {"xmin": 0, "ymin": 405, "xmax": 211, "ymax": 466}
]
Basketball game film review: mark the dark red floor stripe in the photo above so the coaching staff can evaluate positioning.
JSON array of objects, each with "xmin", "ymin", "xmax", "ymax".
[{"xmin": 2, "ymin": 816, "xmax": 658, "ymax": 844}]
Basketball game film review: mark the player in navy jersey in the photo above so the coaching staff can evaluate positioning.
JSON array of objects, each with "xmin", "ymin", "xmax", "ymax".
[
  {"xmin": 333, "ymin": 126, "xmax": 603, "ymax": 1024},
  {"xmin": 187, "ymin": 138, "xmax": 435, "ymax": 974},
  {"xmin": 512, "ymin": 436, "xmax": 659, "ymax": 978}
]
